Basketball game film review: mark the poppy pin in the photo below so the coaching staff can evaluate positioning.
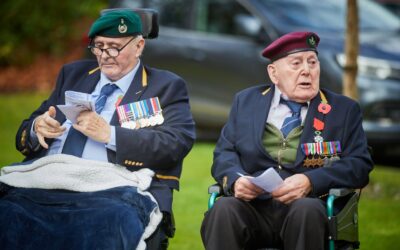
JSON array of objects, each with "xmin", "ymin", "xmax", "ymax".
[{"xmin": 318, "ymin": 103, "xmax": 331, "ymax": 114}]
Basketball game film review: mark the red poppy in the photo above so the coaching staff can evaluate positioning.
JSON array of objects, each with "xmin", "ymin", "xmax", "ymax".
[{"xmin": 318, "ymin": 103, "xmax": 331, "ymax": 114}]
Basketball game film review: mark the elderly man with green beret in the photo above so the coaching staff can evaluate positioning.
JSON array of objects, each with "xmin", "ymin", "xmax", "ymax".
[{"xmin": 0, "ymin": 9, "xmax": 195, "ymax": 249}]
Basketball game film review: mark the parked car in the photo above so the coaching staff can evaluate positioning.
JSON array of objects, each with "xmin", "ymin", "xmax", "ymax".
[
  {"xmin": 373, "ymin": 0, "xmax": 400, "ymax": 16},
  {"xmin": 105, "ymin": 0, "xmax": 400, "ymax": 159}
]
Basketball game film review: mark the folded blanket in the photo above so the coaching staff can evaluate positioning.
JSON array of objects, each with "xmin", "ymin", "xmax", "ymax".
[
  {"xmin": 0, "ymin": 154, "xmax": 162, "ymax": 250},
  {"xmin": 0, "ymin": 154, "xmax": 153, "ymax": 192}
]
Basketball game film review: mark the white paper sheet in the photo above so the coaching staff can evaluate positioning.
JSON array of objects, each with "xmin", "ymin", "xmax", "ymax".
[
  {"xmin": 57, "ymin": 91, "xmax": 94, "ymax": 123},
  {"xmin": 249, "ymin": 168, "xmax": 283, "ymax": 193}
]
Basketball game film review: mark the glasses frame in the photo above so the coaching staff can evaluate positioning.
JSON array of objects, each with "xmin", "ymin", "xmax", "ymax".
[{"xmin": 88, "ymin": 37, "xmax": 136, "ymax": 58}]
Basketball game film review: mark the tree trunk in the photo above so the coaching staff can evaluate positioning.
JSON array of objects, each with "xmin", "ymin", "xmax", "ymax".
[{"xmin": 343, "ymin": 0, "xmax": 359, "ymax": 100}]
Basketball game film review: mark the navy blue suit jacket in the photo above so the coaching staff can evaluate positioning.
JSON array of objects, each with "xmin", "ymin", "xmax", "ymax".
[
  {"xmin": 212, "ymin": 84, "xmax": 373, "ymax": 198},
  {"xmin": 15, "ymin": 59, "xmax": 196, "ymax": 212}
]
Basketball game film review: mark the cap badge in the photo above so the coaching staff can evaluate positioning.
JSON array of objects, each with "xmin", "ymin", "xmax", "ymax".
[
  {"xmin": 307, "ymin": 35, "xmax": 317, "ymax": 48},
  {"xmin": 118, "ymin": 18, "xmax": 128, "ymax": 33}
]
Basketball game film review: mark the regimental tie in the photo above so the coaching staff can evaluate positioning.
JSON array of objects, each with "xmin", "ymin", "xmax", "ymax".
[
  {"xmin": 280, "ymin": 98, "xmax": 305, "ymax": 138},
  {"xmin": 62, "ymin": 83, "xmax": 118, "ymax": 157}
]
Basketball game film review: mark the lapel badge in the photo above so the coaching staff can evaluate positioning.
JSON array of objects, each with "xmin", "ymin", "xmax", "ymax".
[{"xmin": 118, "ymin": 18, "xmax": 128, "ymax": 33}]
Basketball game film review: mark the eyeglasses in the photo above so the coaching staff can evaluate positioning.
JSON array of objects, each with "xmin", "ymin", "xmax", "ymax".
[{"xmin": 88, "ymin": 37, "xmax": 136, "ymax": 58}]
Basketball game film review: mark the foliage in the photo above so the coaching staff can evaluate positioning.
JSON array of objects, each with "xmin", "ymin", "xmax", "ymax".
[
  {"xmin": 0, "ymin": 0, "xmax": 107, "ymax": 66},
  {"xmin": 0, "ymin": 93, "xmax": 399, "ymax": 249}
]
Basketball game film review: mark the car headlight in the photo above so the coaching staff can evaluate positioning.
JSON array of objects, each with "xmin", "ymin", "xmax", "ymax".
[{"xmin": 336, "ymin": 54, "xmax": 400, "ymax": 80}]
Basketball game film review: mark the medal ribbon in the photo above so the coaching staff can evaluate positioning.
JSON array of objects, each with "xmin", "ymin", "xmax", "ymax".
[{"xmin": 301, "ymin": 141, "xmax": 342, "ymax": 156}]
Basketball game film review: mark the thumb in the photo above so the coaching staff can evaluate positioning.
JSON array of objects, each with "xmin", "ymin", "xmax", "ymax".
[{"xmin": 48, "ymin": 106, "xmax": 57, "ymax": 118}]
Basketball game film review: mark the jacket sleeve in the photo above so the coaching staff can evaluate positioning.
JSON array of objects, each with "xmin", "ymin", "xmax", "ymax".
[
  {"xmin": 114, "ymin": 76, "xmax": 195, "ymax": 170},
  {"xmin": 15, "ymin": 66, "xmax": 66, "ymax": 158},
  {"xmin": 211, "ymin": 94, "xmax": 246, "ymax": 194},
  {"xmin": 304, "ymin": 101, "xmax": 374, "ymax": 197}
]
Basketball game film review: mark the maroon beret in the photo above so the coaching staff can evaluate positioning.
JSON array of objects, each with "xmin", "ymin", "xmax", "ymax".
[{"xmin": 262, "ymin": 31, "xmax": 320, "ymax": 62}]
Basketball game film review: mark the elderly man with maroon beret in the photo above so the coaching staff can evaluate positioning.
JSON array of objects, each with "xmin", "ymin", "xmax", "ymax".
[{"xmin": 201, "ymin": 31, "xmax": 373, "ymax": 250}]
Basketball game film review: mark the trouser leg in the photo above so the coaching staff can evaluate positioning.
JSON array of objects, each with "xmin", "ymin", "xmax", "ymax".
[
  {"xmin": 281, "ymin": 198, "xmax": 328, "ymax": 250},
  {"xmin": 201, "ymin": 197, "xmax": 282, "ymax": 250}
]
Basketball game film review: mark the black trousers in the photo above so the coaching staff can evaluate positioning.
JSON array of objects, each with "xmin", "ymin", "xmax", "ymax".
[{"xmin": 201, "ymin": 197, "xmax": 328, "ymax": 250}]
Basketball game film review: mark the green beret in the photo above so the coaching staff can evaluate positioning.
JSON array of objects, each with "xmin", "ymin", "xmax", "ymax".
[{"xmin": 88, "ymin": 9, "xmax": 142, "ymax": 38}]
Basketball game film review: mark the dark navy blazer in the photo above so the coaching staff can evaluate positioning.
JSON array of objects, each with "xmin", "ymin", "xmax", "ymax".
[
  {"xmin": 15, "ymin": 59, "xmax": 196, "ymax": 212},
  {"xmin": 212, "ymin": 84, "xmax": 373, "ymax": 198}
]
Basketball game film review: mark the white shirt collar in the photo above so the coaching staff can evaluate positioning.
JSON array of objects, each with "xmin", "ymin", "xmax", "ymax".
[{"xmin": 271, "ymin": 85, "xmax": 283, "ymax": 109}]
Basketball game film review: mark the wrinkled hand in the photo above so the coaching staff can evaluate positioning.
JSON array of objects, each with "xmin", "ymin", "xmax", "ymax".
[
  {"xmin": 34, "ymin": 106, "xmax": 66, "ymax": 149},
  {"xmin": 233, "ymin": 176, "xmax": 264, "ymax": 202},
  {"xmin": 271, "ymin": 174, "xmax": 312, "ymax": 204},
  {"xmin": 73, "ymin": 110, "xmax": 111, "ymax": 143}
]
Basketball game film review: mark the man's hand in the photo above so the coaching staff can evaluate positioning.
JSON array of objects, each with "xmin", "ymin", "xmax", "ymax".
[
  {"xmin": 73, "ymin": 111, "xmax": 111, "ymax": 143},
  {"xmin": 233, "ymin": 176, "xmax": 264, "ymax": 202},
  {"xmin": 34, "ymin": 106, "xmax": 66, "ymax": 149},
  {"xmin": 271, "ymin": 174, "xmax": 312, "ymax": 204}
]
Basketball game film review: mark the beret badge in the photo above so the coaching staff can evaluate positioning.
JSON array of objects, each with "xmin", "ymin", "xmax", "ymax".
[
  {"xmin": 307, "ymin": 34, "xmax": 317, "ymax": 48},
  {"xmin": 118, "ymin": 18, "xmax": 128, "ymax": 34}
]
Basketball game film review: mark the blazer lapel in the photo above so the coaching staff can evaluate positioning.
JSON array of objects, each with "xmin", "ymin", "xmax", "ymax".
[
  {"xmin": 76, "ymin": 67, "xmax": 101, "ymax": 94},
  {"xmin": 255, "ymin": 85, "xmax": 275, "ymax": 158}
]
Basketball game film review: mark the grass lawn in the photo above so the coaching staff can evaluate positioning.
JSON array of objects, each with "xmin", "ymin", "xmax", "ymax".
[{"xmin": 1, "ymin": 92, "xmax": 400, "ymax": 249}]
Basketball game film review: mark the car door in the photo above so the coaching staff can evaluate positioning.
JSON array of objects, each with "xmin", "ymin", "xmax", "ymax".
[{"xmin": 143, "ymin": 0, "xmax": 270, "ymax": 136}]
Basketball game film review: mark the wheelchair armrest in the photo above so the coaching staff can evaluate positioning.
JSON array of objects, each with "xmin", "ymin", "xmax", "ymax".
[
  {"xmin": 208, "ymin": 183, "xmax": 223, "ymax": 210},
  {"xmin": 208, "ymin": 183, "xmax": 222, "ymax": 195},
  {"xmin": 327, "ymin": 188, "xmax": 357, "ymax": 217},
  {"xmin": 328, "ymin": 188, "xmax": 355, "ymax": 198}
]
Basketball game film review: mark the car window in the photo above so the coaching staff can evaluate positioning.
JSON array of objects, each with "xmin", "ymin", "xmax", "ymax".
[
  {"xmin": 157, "ymin": 0, "xmax": 196, "ymax": 29},
  {"xmin": 118, "ymin": 0, "xmax": 196, "ymax": 29},
  {"xmin": 259, "ymin": 0, "xmax": 400, "ymax": 32},
  {"xmin": 195, "ymin": 0, "xmax": 261, "ymax": 38}
]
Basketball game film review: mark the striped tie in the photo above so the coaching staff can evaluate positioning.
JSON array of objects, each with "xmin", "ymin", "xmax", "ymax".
[
  {"xmin": 62, "ymin": 84, "xmax": 117, "ymax": 157},
  {"xmin": 95, "ymin": 84, "xmax": 118, "ymax": 113},
  {"xmin": 280, "ymin": 99, "xmax": 304, "ymax": 138}
]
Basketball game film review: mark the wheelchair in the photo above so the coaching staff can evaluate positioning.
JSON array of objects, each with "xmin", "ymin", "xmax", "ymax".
[{"xmin": 208, "ymin": 184, "xmax": 360, "ymax": 250}]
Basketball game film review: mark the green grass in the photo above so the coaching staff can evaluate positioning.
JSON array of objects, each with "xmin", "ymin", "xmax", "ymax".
[
  {"xmin": 1, "ymin": 92, "xmax": 400, "ymax": 249},
  {"xmin": 0, "ymin": 92, "xmax": 49, "ymax": 164}
]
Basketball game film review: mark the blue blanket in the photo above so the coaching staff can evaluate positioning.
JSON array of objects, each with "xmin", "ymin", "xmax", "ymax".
[{"xmin": 0, "ymin": 185, "xmax": 157, "ymax": 250}]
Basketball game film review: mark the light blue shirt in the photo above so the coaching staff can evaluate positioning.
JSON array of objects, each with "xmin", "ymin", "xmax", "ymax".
[
  {"xmin": 31, "ymin": 61, "xmax": 141, "ymax": 162},
  {"xmin": 266, "ymin": 86, "xmax": 309, "ymax": 129}
]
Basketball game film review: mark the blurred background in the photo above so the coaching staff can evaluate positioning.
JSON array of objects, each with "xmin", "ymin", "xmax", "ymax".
[{"xmin": 0, "ymin": 0, "xmax": 399, "ymax": 249}]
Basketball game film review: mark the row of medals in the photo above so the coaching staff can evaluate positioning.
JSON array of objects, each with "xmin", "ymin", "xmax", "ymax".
[
  {"xmin": 303, "ymin": 132, "xmax": 340, "ymax": 168},
  {"xmin": 121, "ymin": 112, "xmax": 164, "ymax": 130}
]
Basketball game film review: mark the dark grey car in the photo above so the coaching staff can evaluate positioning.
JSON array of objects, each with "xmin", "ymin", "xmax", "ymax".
[{"xmin": 107, "ymin": 0, "xmax": 400, "ymax": 159}]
